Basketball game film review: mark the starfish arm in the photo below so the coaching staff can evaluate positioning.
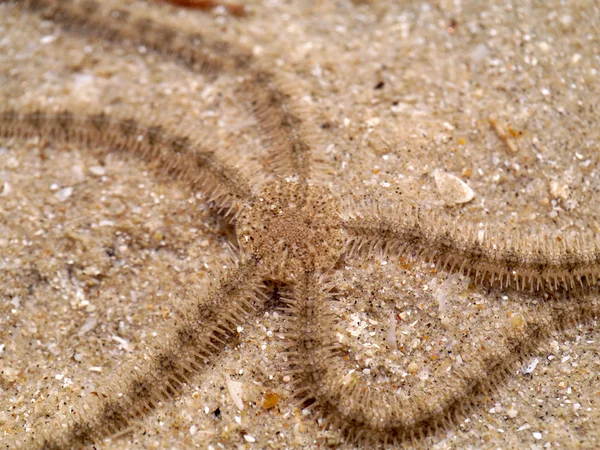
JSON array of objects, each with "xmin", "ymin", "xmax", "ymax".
[
  {"xmin": 3, "ymin": 256, "xmax": 267, "ymax": 450},
  {"xmin": 8, "ymin": 0, "xmax": 316, "ymax": 183},
  {"xmin": 341, "ymin": 200, "xmax": 600, "ymax": 292},
  {"xmin": 4, "ymin": 0, "xmax": 236, "ymax": 75},
  {"xmin": 235, "ymin": 72, "xmax": 317, "ymax": 184},
  {"xmin": 279, "ymin": 274, "xmax": 600, "ymax": 447},
  {"xmin": 0, "ymin": 108, "xmax": 253, "ymax": 215}
]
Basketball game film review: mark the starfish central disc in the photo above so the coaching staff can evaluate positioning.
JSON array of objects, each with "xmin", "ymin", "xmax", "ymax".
[{"xmin": 237, "ymin": 181, "xmax": 343, "ymax": 281}]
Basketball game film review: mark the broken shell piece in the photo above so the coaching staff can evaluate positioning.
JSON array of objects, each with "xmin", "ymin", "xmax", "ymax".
[
  {"xmin": 433, "ymin": 170, "xmax": 475, "ymax": 204},
  {"xmin": 226, "ymin": 376, "xmax": 245, "ymax": 410},
  {"xmin": 549, "ymin": 180, "xmax": 570, "ymax": 200}
]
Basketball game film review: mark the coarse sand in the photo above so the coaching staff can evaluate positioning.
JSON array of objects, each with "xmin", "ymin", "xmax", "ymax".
[{"xmin": 1, "ymin": 1, "xmax": 599, "ymax": 449}]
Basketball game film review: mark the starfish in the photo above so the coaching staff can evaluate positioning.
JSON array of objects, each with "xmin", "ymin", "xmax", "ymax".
[{"xmin": 1, "ymin": 0, "xmax": 599, "ymax": 449}]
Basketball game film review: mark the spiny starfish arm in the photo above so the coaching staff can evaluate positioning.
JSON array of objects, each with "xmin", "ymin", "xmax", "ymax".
[
  {"xmin": 8, "ymin": 0, "xmax": 316, "ymax": 184},
  {"xmin": 235, "ymin": 71, "xmax": 318, "ymax": 184},
  {"xmin": 341, "ymin": 200, "xmax": 600, "ymax": 292},
  {"xmin": 4, "ymin": 0, "xmax": 237, "ymax": 74},
  {"xmin": 279, "ymin": 274, "xmax": 600, "ymax": 447},
  {"xmin": 0, "ymin": 108, "xmax": 253, "ymax": 216},
  {"xmin": 2, "ymin": 256, "xmax": 267, "ymax": 450}
]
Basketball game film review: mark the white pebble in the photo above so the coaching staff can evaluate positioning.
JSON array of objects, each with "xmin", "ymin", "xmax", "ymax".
[
  {"xmin": 521, "ymin": 358, "xmax": 540, "ymax": 375},
  {"xmin": 243, "ymin": 435, "xmax": 256, "ymax": 443},
  {"xmin": 0, "ymin": 182, "xmax": 11, "ymax": 196},
  {"xmin": 533, "ymin": 432, "xmax": 542, "ymax": 440},
  {"xmin": 538, "ymin": 41, "xmax": 551, "ymax": 53},
  {"xmin": 189, "ymin": 425, "xmax": 198, "ymax": 436},
  {"xmin": 433, "ymin": 170, "xmax": 475, "ymax": 204},
  {"xmin": 1, "ymin": 367, "xmax": 18, "ymax": 383},
  {"xmin": 40, "ymin": 34, "xmax": 57, "ymax": 44},
  {"xmin": 408, "ymin": 362, "xmax": 419, "ymax": 373},
  {"xmin": 521, "ymin": 358, "xmax": 539, "ymax": 375},
  {"xmin": 55, "ymin": 186, "xmax": 73, "ymax": 202},
  {"xmin": 89, "ymin": 165, "xmax": 106, "ymax": 176},
  {"xmin": 549, "ymin": 180, "xmax": 570, "ymax": 200}
]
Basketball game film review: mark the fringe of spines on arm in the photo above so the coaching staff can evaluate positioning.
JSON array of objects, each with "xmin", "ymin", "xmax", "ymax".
[
  {"xmin": 9, "ymin": 0, "xmax": 260, "ymax": 82},
  {"xmin": 4, "ymin": 256, "xmax": 267, "ymax": 450},
  {"xmin": 341, "ymin": 199, "xmax": 600, "ymax": 293},
  {"xmin": 9, "ymin": 0, "xmax": 320, "ymax": 185},
  {"xmin": 279, "ymin": 275, "xmax": 600, "ymax": 448},
  {"xmin": 9, "ymin": 0, "xmax": 242, "ymax": 76},
  {"xmin": 0, "ymin": 108, "xmax": 253, "ymax": 216},
  {"xmin": 235, "ymin": 70, "xmax": 322, "ymax": 184}
]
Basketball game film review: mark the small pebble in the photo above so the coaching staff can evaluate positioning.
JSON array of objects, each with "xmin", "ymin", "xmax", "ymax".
[
  {"xmin": 433, "ymin": 170, "xmax": 475, "ymax": 204},
  {"xmin": 40, "ymin": 34, "xmax": 57, "ymax": 44},
  {"xmin": 521, "ymin": 358, "xmax": 539, "ymax": 375},
  {"xmin": 89, "ymin": 165, "xmax": 106, "ymax": 176},
  {"xmin": 263, "ymin": 392, "xmax": 279, "ymax": 409},
  {"xmin": 408, "ymin": 362, "xmax": 419, "ymax": 373},
  {"xmin": 1, "ymin": 367, "xmax": 18, "ymax": 384},
  {"xmin": 510, "ymin": 313, "xmax": 524, "ymax": 329},
  {"xmin": 507, "ymin": 408, "xmax": 518, "ymax": 419},
  {"xmin": 549, "ymin": 180, "xmax": 570, "ymax": 200},
  {"xmin": 0, "ymin": 182, "xmax": 11, "ymax": 196},
  {"xmin": 55, "ymin": 186, "xmax": 73, "ymax": 202}
]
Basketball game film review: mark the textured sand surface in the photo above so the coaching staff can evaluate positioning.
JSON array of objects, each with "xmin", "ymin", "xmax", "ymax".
[{"xmin": 1, "ymin": 1, "xmax": 599, "ymax": 449}]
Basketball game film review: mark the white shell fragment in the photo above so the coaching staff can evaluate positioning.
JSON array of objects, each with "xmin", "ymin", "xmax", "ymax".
[
  {"xmin": 55, "ymin": 186, "xmax": 73, "ymax": 202},
  {"xmin": 226, "ymin": 376, "xmax": 245, "ymax": 410},
  {"xmin": 435, "ymin": 273, "xmax": 469, "ymax": 315},
  {"xmin": 433, "ymin": 170, "xmax": 475, "ymax": 204},
  {"xmin": 521, "ymin": 357, "xmax": 539, "ymax": 375}
]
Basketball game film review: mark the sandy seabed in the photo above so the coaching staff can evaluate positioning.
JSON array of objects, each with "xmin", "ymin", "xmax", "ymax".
[{"xmin": 1, "ymin": 1, "xmax": 599, "ymax": 449}]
